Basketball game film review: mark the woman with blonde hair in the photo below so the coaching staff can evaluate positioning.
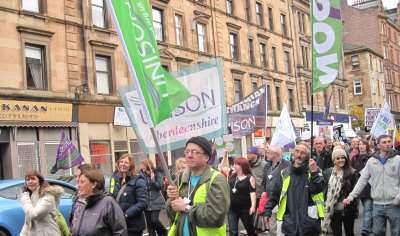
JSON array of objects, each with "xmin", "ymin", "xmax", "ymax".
[
  {"xmin": 173, "ymin": 157, "xmax": 186, "ymax": 180},
  {"xmin": 110, "ymin": 154, "xmax": 148, "ymax": 236},
  {"xmin": 20, "ymin": 170, "xmax": 64, "ymax": 236}
]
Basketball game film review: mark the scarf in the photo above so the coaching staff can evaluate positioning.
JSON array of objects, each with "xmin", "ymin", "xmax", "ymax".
[{"xmin": 321, "ymin": 168, "xmax": 343, "ymax": 235}]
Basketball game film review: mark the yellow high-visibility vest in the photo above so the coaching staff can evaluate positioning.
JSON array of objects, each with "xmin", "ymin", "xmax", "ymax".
[
  {"xmin": 276, "ymin": 170, "xmax": 325, "ymax": 221},
  {"xmin": 168, "ymin": 169, "xmax": 226, "ymax": 236}
]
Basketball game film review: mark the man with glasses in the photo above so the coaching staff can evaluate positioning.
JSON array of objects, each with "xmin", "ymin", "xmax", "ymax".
[
  {"xmin": 166, "ymin": 136, "xmax": 230, "ymax": 236},
  {"xmin": 343, "ymin": 134, "xmax": 400, "ymax": 236}
]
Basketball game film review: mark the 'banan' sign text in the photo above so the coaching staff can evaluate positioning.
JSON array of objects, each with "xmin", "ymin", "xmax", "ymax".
[{"xmin": 0, "ymin": 100, "xmax": 72, "ymax": 122}]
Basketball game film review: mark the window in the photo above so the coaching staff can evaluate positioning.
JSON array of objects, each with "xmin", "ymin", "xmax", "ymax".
[
  {"xmin": 129, "ymin": 139, "xmax": 146, "ymax": 167},
  {"xmin": 284, "ymin": 51, "xmax": 292, "ymax": 75},
  {"xmin": 92, "ymin": 0, "xmax": 106, "ymax": 28},
  {"xmin": 229, "ymin": 32, "xmax": 239, "ymax": 60},
  {"xmin": 90, "ymin": 141, "xmax": 113, "ymax": 175},
  {"xmin": 197, "ymin": 23, "xmax": 207, "ymax": 52},
  {"xmin": 305, "ymin": 81, "xmax": 311, "ymax": 105},
  {"xmin": 272, "ymin": 46, "xmax": 277, "ymax": 71},
  {"xmin": 302, "ymin": 46, "xmax": 309, "ymax": 69},
  {"xmin": 245, "ymin": 0, "xmax": 251, "ymax": 22},
  {"xmin": 288, "ymin": 89, "xmax": 295, "ymax": 112},
  {"xmin": 252, "ymin": 82, "xmax": 258, "ymax": 91},
  {"xmin": 234, "ymin": 79, "xmax": 243, "ymax": 102},
  {"xmin": 22, "ymin": 0, "xmax": 40, "ymax": 12},
  {"xmin": 351, "ymin": 55, "xmax": 360, "ymax": 70},
  {"xmin": 226, "ymin": 0, "xmax": 233, "ymax": 15},
  {"xmin": 353, "ymin": 80, "xmax": 362, "ymax": 95},
  {"xmin": 280, "ymin": 14, "xmax": 288, "ymax": 37},
  {"xmin": 256, "ymin": 2, "xmax": 264, "ymax": 26},
  {"xmin": 260, "ymin": 43, "xmax": 267, "ymax": 67},
  {"xmin": 268, "ymin": 7, "xmax": 274, "ymax": 31},
  {"xmin": 175, "ymin": 14, "xmax": 183, "ymax": 46},
  {"xmin": 267, "ymin": 85, "xmax": 272, "ymax": 109},
  {"xmin": 95, "ymin": 56, "xmax": 111, "ymax": 95},
  {"xmin": 152, "ymin": 8, "xmax": 164, "ymax": 41},
  {"xmin": 25, "ymin": 44, "xmax": 47, "ymax": 90},
  {"xmin": 275, "ymin": 86, "xmax": 281, "ymax": 109},
  {"xmin": 248, "ymin": 38, "xmax": 255, "ymax": 64},
  {"xmin": 298, "ymin": 12, "xmax": 306, "ymax": 34},
  {"xmin": 338, "ymin": 89, "xmax": 345, "ymax": 109}
]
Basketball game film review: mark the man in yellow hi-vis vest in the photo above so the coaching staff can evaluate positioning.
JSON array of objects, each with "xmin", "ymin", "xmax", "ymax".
[
  {"xmin": 264, "ymin": 142, "xmax": 325, "ymax": 236},
  {"xmin": 166, "ymin": 136, "xmax": 230, "ymax": 236}
]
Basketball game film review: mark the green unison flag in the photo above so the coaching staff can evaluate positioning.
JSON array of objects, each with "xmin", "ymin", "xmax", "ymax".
[
  {"xmin": 107, "ymin": 0, "xmax": 190, "ymax": 126},
  {"xmin": 312, "ymin": 0, "xmax": 343, "ymax": 93}
]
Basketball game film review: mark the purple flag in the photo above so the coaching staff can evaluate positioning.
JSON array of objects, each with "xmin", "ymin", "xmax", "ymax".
[{"xmin": 50, "ymin": 131, "xmax": 84, "ymax": 174}]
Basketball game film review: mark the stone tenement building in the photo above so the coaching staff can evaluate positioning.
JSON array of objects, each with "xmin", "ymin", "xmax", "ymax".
[
  {"xmin": 342, "ymin": 0, "xmax": 400, "ymax": 123},
  {"xmin": 344, "ymin": 43, "xmax": 386, "ymax": 128},
  {"xmin": 291, "ymin": 0, "xmax": 348, "ymax": 134},
  {"xmin": 0, "ymin": 0, "xmax": 349, "ymax": 178}
]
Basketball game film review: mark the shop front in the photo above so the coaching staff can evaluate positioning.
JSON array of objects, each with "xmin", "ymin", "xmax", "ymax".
[
  {"xmin": 0, "ymin": 99, "xmax": 76, "ymax": 179},
  {"xmin": 78, "ymin": 105, "xmax": 147, "ymax": 175}
]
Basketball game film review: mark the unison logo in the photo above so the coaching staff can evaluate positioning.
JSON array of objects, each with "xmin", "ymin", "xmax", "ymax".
[{"xmin": 312, "ymin": 0, "xmax": 341, "ymax": 86}]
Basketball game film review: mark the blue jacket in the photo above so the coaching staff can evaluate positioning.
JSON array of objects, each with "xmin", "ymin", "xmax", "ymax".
[
  {"xmin": 111, "ymin": 173, "xmax": 148, "ymax": 233},
  {"xmin": 140, "ymin": 169, "xmax": 165, "ymax": 211}
]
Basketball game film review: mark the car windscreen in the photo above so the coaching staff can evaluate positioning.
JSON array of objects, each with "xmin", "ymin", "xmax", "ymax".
[{"xmin": 0, "ymin": 184, "xmax": 23, "ymax": 200}]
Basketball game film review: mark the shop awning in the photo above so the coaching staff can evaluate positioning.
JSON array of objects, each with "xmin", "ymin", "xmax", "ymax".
[{"xmin": 0, "ymin": 121, "xmax": 78, "ymax": 127}]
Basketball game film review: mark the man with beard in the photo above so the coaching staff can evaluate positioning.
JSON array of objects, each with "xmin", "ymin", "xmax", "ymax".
[{"xmin": 264, "ymin": 143, "xmax": 325, "ymax": 236}]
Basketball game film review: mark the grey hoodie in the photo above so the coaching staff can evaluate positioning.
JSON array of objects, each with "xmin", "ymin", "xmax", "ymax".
[{"xmin": 348, "ymin": 150, "xmax": 400, "ymax": 205}]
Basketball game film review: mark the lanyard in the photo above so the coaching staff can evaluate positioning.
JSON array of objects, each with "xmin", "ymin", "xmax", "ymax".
[{"xmin": 187, "ymin": 177, "xmax": 198, "ymax": 199}]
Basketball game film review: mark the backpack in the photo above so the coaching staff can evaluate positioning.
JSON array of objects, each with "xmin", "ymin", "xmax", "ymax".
[{"xmin": 55, "ymin": 209, "xmax": 71, "ymax": 236}]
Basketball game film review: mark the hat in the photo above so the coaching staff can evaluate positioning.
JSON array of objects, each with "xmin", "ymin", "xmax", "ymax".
[
  {"xmin": 186, "ymin": 136, "xmax": 212, "ymax": 158},
  {"xmin": 331, "ymin": 148, "xmax": 347, "ymax": 161},
  {"xmin": 247, "ymin": 146, "xmax": 258, "ymax": 155}
]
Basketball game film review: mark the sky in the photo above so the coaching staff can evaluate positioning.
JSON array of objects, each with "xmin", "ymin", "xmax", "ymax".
[{"xmin": 348, "ymin": 0, "xmax": 398, "ymax": 9}]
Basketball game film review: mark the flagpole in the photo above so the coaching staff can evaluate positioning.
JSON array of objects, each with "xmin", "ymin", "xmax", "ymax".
[{"xmin": 149, "ymin": 127, "xmax": 173, "ymax": 183}]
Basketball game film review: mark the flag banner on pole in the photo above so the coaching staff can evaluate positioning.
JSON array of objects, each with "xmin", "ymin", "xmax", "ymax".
[
  {"xmin": 119, "ymin": 59, "xmax": 227, "ymax": 153},
  {"xmin": 370, "ymin": 102, "xmax": 395, "ymax": 138},
  {"xmin": 227, "ymin": 85, "xmax": 267, "ymax": 137},
  {"xmin": 106, "ymin": 0, "xmax": 190, "ymax": 127},
  {"xmin": 364, "ymin": 108, "xmax": 381, "ymax": 128},
  {"xmin": 270, "ymin": 104, "xmax": 297, "ymax": 148},
  {"xmin": 312, "ymin": 0, "xmax": 343, "ymax": 93},
  {"xmin": 51, "ymin": 131, "xmax": 84, "ymax": 174}
]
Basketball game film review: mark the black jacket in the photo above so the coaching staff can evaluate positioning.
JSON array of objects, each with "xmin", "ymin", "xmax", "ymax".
[
  {"xmin": 323, "ymin": 167, "xmax": 359, "ymax": 216},
  {"xmin": 261, "ymin": 159, "xmax": 291, "ymax": 193},
  {"xmin": 141, "ymin": 169, "xmax": 165, "ymax": 211},
  {"xmin": 312, "ymin": 149, "xmax": 333, "ymax": 171},
  {"xmin": 113, "ymin": 174, "xmax": 148, "ymax": 233},
  {"xmin": 72, "ymin": 193, "xmax": 127, "ymax": 236},
  {"xmin": 265, "ymin": 165, "xmax": 325, "ymax": 236}
]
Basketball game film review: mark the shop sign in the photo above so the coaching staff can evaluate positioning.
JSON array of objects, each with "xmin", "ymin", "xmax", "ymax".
[
  {"xmin": 114, "ymin": 107, "xmax": 131, "ymax": 126},
  {"xmin": 0, "ymin": 100, "xmax": 72, "ymax": 122}
]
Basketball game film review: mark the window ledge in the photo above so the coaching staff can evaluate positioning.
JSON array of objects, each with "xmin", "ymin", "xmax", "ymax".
[
  {"xmin": 19, "ymin": 10, "xmax": 46, "ymax": 20},
  {"xmin": 17, "ymin": 25, "xmax": 54, "ymax": 38},
  {"xmin": 89, "ymin": 40, "xmax": 118, "ymax": 49},
  {"xmin": 92, "ymin": 26, "xmax": 115, "ymax": 34}
]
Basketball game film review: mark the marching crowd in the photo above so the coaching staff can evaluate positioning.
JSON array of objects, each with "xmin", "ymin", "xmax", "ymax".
[{"xmin": 18, "ymin": 135, "xmax": 400, "ymax": 236}]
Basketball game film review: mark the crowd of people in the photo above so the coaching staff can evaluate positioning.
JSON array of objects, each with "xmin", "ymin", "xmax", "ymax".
[{"xmin": 18, "ymin": 134, "xmax": 400, "ymax": 236}]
